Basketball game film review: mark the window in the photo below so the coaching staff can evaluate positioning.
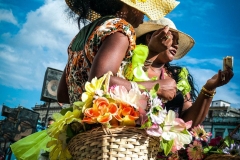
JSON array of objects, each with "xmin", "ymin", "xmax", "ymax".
[
  {"xmin": 215, "ymin": 131, "xmax": 223, "ymax": 138},
  {"xmin": 215, "ymin": 128, "xmax": 225, "ymax": 138}
]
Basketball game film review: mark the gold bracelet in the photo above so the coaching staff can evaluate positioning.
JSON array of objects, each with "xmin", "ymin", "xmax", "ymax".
[
  {"xmin": 202, "ymin": 86, "xmax": 216, "ymax": 96},
  {"xmin": 201, "ymin": 91, "xmax": 214, "ymax": 98}
]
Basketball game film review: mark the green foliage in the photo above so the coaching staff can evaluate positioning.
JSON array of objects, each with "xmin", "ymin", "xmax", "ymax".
[
  {"xmin": 140, "ymin": 118, "xmax": 152, "ymax": 129},
  {"xmin": 73, "ymin": 101, "xmax": 85, "ymax": 109},
  {"xmin": 60, "ymin": 107, "xmax": 73, "ymax": 115},
  {"xmin": 150, "ymin": 83, "xmax": 159, "ymax": 98},
  {"xmin": 161, "ymin": 139, "xmax": 174, "ymax": 156},
  {"xmin": 224, "ymin": 136, "xmax": 234, "ymax": 147}
]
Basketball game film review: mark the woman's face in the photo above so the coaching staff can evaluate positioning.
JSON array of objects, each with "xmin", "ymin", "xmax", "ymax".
[
  {"xmin": 155, "ymin": 31, "xmax": 179, "ymax": 63},
  {"xmin": 117, "ymin": 4, "xmax": 144, "ymax": 28}
]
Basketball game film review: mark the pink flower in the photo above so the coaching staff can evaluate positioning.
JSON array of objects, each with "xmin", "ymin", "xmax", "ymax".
[
  {"xmin": 146, "ymin": 124, "xmax": 163, "ymax": 137},
  {"xmin": 190, "ymin": 125, "xmax": 212, "ymax": 142},
  {"xmin": 187, "ymin": 140, "xmax": 203, "ymax": 160}
]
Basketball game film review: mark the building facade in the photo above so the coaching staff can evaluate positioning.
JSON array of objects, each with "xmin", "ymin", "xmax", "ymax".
[
  {"xmin": 202, "ymin": 100, "xmax": 240, "ymax": 138},
  {"xmin": 32, "ymin": 102, "xmax": 62, "ymax": 125}
]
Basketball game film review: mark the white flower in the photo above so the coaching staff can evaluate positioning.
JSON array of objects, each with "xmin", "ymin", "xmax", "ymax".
[
  {"xmin": 110, "ymin": 85, "xmax": 148, "ymax": 110},
  {"xmin": 161, "ymin": 110, "xmax": 192, "ymax": 150},
  {"xmin": 147, "ymin": 106, "xmax": 167, "ymax": 125}
]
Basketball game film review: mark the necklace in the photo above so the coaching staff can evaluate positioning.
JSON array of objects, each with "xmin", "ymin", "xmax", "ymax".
[{"xmin": 149, "ymin": 66, "xmax": 169, "ymax": 79}]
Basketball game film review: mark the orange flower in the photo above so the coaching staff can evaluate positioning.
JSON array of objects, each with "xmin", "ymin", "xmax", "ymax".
[
  {"xmin": 118, "ymin": 102, "xmax": 139, "ymax": 126},
  {"xmin": 82, "ymin": 97, "xmax": 118, "ymax": 124}
]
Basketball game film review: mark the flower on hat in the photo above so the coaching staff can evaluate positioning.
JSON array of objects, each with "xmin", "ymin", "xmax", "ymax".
[{"xmin": 130, "ymin": 0, "xmax": 147, "ymax": 3}]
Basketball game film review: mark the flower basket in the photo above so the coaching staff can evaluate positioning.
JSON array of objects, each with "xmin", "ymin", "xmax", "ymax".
[
  {"xmin": 204, "ymin": 154, "xmax": 240, "ymax": 160},
  {"xmin": 67, "ymin": 126, "xmax": 160, "ymax": 160}
]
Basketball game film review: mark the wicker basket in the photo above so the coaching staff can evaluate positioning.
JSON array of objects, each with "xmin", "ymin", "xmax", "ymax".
[
  {"xmin": 204, "ymin": 154, "xmax": 240, "ymax": 160},
  {"xmin": 67, "ymin": 126, "xmax": 160, "ymax": 160}
]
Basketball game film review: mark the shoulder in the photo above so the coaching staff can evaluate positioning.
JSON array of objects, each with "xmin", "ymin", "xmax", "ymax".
[
  {"xmin": 96, "ymin": 18, "xmax": 135, "ymax": 38},
  {"xmin": 93, "ymin": 17, "xmax": 136, "ymax": 50}
]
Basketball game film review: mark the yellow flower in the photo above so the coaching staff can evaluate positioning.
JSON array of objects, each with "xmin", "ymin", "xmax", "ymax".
[
  {"xmin": 47, "ymin": 109, "xmax": 82, "ymax": 139},
  {"xmin": 81, "ymin": 73, "xmax": 107, "ymax": 110},
  {"xmin": 47, "ymin": 132, "xmax": 72, "ymax": 160}
]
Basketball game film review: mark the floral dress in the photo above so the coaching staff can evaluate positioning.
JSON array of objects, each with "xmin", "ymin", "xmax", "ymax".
[{"xmin": 66, "ymin": 18, "xmax": 136, "ymax": 104}]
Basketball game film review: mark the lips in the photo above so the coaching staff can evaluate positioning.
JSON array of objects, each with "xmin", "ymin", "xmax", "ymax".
[{"xmin": 169, "ymin": 48, "xmax": 177, "ymax": 56}]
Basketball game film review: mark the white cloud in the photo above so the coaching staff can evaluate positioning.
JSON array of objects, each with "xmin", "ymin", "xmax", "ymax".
[
  {"xmin": 183, "ymin": 66, "xmax": 240, "ymax": 108},
  {"xmin": 0, "ymin": 9, "xmax": 18, "ymax": 26},
  {"xmin": 176, "ymin": 56, "xmax": 222, "ymax": 67},
  {"xmin": 0, "ymin": 0, "xmax": 79, "ymax": 90}
]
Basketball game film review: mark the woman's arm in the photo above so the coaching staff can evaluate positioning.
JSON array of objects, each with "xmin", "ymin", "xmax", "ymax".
[
  {"xmin": 57, "ymin": 67, "xmax": 70, "ymax": 104},
  {"xmin": 181, "ymin": 68, "xmax": 234, "ymax": 127},
  {"xmin": 89, "ymin": 32, "xmax": 177, "ymax": 101}
]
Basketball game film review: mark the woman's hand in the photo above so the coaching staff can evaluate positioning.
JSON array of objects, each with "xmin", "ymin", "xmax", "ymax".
[
  {"xmin": 148, "ymin": 26, "xmax": 173, "ymax": 58},
  {"xmin": 204, "ymin": 67, "xmax": 234, "ymax": 90},
  {"xmin": 157, "ymin": 78, "xmax": 177, "ymax": 101}
]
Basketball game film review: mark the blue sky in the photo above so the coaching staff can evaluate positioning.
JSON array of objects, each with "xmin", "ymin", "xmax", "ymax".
[{"xmin": 0, "ymin": 0, "xmax": 240, "ymax": 118}]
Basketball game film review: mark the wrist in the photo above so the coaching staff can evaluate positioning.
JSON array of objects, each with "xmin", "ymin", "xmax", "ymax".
[
  {"xmin": 201, "ymin": 86, "xmax": 216, "ymax": 98},
  {"xmin": 203, "ymin": 84, "xmax": 216, "ymax": 92}
]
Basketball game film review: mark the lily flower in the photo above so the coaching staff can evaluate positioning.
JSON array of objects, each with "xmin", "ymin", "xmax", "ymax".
[
  {"xmin": 146, "ymin": 124, "xmax": 163, "ymax": 137},
  {"xmin": 161, "ymin": 110, "xmax": 192, "ymax": 150},
  {"xmin": 81, "ymin": 74, "xmax": 107, "ymax": 110}
]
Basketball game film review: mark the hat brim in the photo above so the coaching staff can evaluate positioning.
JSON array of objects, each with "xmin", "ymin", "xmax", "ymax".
[
  {"xmin": 135, "ymin": 23, "xmax": 195, "ymax": 59},
  {"xmin": 120, "ymin": 0, "xmax": 179, "ymax": 20},
  {"xmin": 66, "ymin": 0, "xmax": 179, "ymax": 21}
]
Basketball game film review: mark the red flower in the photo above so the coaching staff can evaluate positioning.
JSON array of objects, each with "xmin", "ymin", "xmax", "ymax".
[{"xmin": 208, "ymin": 136, "xmax": 222, "ymax": 146}]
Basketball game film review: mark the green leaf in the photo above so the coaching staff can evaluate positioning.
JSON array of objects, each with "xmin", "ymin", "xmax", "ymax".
[
  {"xmin": 73, "ymin": 101, "xmax": 85, "ymax": 108},
  {"xmin": 203, "ymin": 146, "xmax": 212, "ymax": 154},
  {"xmin": 66, "ymin": 125, "xmax": 74, "ymax": 138},
  {"xmin": 140, "ymin": 120, "xmax": 152, "ymax": 129},
  {"xmin": 60, "ymin": 107, "xmax": 73, "ymax": 115},
  {"xmin": 138, "ymin": 84, "xmax": 147, "ymax": 90},
  {"xmin": 160, "ymin": 139, "xmax": 174, "ymax": 156},
  {"xmin": 150, "ymin": 83, "xmax": 159, "ymax": 98},
  {"xmin": 224, "ymin": 136, "xmax": 234, "ymax": 147}
]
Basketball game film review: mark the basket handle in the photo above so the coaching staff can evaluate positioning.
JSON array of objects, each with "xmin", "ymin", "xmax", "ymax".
[
  {"xmin": 102, "ymin": 125, "xmax": 112, "ymax": 135},
  {"xmin": 229, "ymin": 124, "xmax": 240, "ymax": 137}
]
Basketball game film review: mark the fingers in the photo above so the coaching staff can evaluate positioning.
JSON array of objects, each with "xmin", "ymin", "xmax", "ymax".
[
  {"xmin": 220, "ymin": 69, "xmax": 234, "ymax": 85},
  {"xmin": 152, "ymin": 25, "xmax": 170, "ymax": 37}
]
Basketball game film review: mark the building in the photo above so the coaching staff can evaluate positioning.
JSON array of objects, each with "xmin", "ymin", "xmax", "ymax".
[
  {"xmin": 32, "ymin": 102, "xmax": 62, "ymax": 125},
  {"xmin": 202, "ymin": 100, "xmax": 240, "ymax": 138}
]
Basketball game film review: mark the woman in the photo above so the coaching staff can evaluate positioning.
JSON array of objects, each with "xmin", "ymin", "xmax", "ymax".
[
  {"xmin": 11, "ymin": 0, "xmax": 180, "ymax": 159},
  {"xmin": 57, "ymin": 0, "xmax": 181, "ymax": 105},
  {"xmin": 134, "ymin": 18, "xmax": 234, "ymax": 127}
]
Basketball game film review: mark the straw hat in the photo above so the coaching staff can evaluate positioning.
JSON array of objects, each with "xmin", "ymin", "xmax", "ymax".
[
  {"xmin": 65, "ymin": 0, "xmax": 180, "ymax": 21},
  {"xmin": 135, "ymin": 18, "xmax": 195, "ymax": 59}
]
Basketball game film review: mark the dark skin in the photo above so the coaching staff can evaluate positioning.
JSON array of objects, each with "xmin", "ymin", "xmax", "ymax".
[{"xmin": 57, "ymin": 4, "xmax": 177, "ymax": 104}]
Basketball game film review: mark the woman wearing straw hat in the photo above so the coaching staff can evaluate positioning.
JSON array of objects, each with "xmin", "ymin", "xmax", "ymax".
[
  {"xmin": 133, "ymin": 17, "xmax": 234, "ymax": 127},
  {"xmin": 57, "ymin": 0, "xmax": 181, "ymax": 105},
  {"xmin": 11, "ymin": 0, "xmax": 181, "ymax": 159}
]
